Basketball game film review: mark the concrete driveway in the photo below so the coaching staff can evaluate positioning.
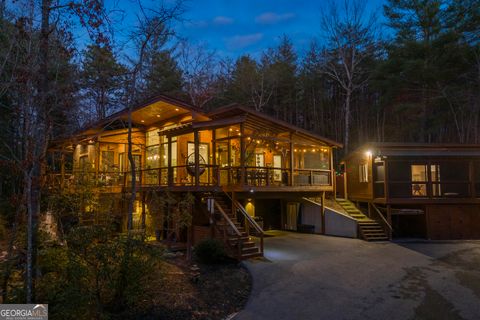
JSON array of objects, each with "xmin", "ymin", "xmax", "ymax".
[{"xmin": 235, "ymin": 232, "xmax": 480, "ymax": 320}]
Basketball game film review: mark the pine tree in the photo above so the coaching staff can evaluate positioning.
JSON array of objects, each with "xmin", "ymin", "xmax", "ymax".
[{"xmin": 80, "ymin": 44, "xmax": 126, "ymax": 120}]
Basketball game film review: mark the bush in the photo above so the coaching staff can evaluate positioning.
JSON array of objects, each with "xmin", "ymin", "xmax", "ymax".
[
  {"xmin": 36, "ymin": 225, "xmax": 163, "ymax": 319},
  {"xmin": 194, "ymin": 239, "xmax": 227, "ymax": 264}
]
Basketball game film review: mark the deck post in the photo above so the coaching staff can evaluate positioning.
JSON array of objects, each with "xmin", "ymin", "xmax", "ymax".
[
  {"xmin": 289, "ymin": 133, "xmax": 294, "ymax": 186},
  {"xmin": 240, "ymin": 123, "xmax": 246, "ymax": 185},
  {"xmin": 167, "ymin": 136, "xmax": 173, "ymax": 186},
  {"xmin": 367, "ymin": 202, "xmax": 372, "ymax": 218},
  {"xmin": 386, "ymin": 204, "xmax": 392, "ymax": 239},
  {"xmin": 212, "ymin": 130, "xmax": 217, "ymax": 185},
  {"xmin": 141, "ymin": 191, "xmax": 146, "ymax": 229},
  {"xmin": 194, "ymin": 130, "xmax": 200, "ymax": 187},
  {"xmin": 330, "ymin": 149, "xmax": 335, "ymax": 198},
  {"xmin": 321, "ymin": 191, "xmax": 325, "ymax": 234}
]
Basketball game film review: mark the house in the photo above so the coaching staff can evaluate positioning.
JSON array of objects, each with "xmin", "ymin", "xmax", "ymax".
[
  {"xmin": 340, "ymin": 143, "xmax": 480, "ymax": 240},
  {"xmin": 47, "ymin": 95, "xmax": 342, "ymax": 259}
]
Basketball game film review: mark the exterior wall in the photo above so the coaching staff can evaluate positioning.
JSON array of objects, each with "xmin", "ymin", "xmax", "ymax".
[
  {"xmin": 426, "ymin": 204, "xmax": 480, "ymax": 239},
  {"xmin": 324, "ymin": 207, "xmax": 357, "ymax": 238},
  {"xmin": 346, "ymin": 152, "xmax": 373, "ymax": 201},
  {"xmin": 301, "ymin": 203, "xmax": 323, "ymax": 233}
]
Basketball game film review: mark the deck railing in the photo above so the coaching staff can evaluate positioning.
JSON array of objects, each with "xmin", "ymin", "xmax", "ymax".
[{"xmin": 46, "ymin": 165, "xmax": 331, "ymax": 189}]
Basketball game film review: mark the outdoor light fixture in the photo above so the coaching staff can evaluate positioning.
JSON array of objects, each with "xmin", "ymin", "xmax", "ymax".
[
  {"xmin": 249, "ymin": 189, "xmax": 254, "ymax": 193},
  {"xmin": 365, "ymin": 150, "xmax": 372, "ymax": 157},
  {"xmin": 156, "ymin": 114, "xmax": 161, "ymax": 118},
  {"xmin": 141, "ymin": 120, "xmax": 145, "ymax": 123},
  {"xmin": 175, "ymin": 108, "xmax": 179, "ymax": 111}
]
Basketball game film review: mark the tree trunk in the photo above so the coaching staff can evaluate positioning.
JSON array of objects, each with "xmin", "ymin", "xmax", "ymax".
[{"xmin": 344, "ymin": 88, "xmax": 351, "ymax": 154}]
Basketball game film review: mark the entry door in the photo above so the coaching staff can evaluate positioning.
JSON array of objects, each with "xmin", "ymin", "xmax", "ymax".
[{"xmin": 285, "ymin": 202, "xmax": 299, "ymax": 231}]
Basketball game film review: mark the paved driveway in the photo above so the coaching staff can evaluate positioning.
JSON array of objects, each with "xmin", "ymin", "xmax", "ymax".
[{"xmin": 235, "ymin": 232, "xmax": 480, "ymax": 320}]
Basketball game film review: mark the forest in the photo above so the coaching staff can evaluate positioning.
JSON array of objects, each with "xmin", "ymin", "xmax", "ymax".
[{"xmin": 0, "ymin": 0, "xmax": 479, "ymax": 316}]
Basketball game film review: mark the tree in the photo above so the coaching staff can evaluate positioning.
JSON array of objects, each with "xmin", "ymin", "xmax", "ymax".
[
  {"xmin": 268, "ymin": 36, "xmax": 298, "ymax": 124},
  {"xmin": 80, "ymin": 44, "xmax": 126, "ymax": 120},
  {"xmin": 226, "ymin": 55, "xmax": 274, "ymax": 112},
  {"xmin": 382, "ymin": 0, "xmax": 480, "ymax": 143},
  {"xmin": 141, "ymin": 49, "xmax": 183, "ymax": 98},
  {"xmin": 320, "ymin": 0, "xmax": 378, "ymax": 153},
  {"xmin": 177, "ymin": 41, "xmax": 220, "ymax": 108}
]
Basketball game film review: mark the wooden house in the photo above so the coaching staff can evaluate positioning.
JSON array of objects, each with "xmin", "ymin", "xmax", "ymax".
[
  {"xmin": 47, "ymin": 95, "xmax": 342, "ymax": 259},
  {"xmin": 341, "ymin": 143, "xmax": 480, "ymax": 240}
]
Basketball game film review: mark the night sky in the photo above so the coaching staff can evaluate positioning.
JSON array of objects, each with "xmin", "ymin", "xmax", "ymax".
[{"xmin": 108, "ymin": 0, "xmax": 387, "ymax": 59}]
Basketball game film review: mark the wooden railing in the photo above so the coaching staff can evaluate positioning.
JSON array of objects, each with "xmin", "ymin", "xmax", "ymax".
[
  {"xmin": 46, "ymin": 165, "xmax": 331, "ymax": 190},
  {"xmin": 213, "ymin": 200, "xmax": 244, "ymax": 258},
  {"xmin": 223, "ymin": 191, "xmax": 264, "ymax": 255},
  {"xmin": 370, "ymin": 203, "xmax": 393, "ymax": 239}
]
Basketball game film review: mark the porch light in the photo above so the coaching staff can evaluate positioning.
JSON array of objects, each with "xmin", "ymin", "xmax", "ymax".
[
  {"xmin": 247, "ymin": 137, "xmax": 251, "ymax": 140},
  {"xmin": 365, "ymin": 150, "xmax": 372, "ymax": 157},
  {"xmin": 294, "ymin": 149, "xmax": 297, "ymax": 152},
  {"xmin": 249, "ymin": 189, "xmax": 254, "ymax": 193},
  {"xmin": 175, "ymin": 108, "xmax": 179, "ymax": 111},
  {"xmin": 141, "ymin": 120, "xmax": 145, "ymax": 123},
  {"xmin": 229, "ymin": 128, "xmax": 233, "ymax": 131},
  {"xmin": 256, "ymin": 140, "xmax": 260, "ymax": 144},
  {"xmin": 156, "ymin": 114, "xmax": 161, "ymax": 118},
  {"xmin": 303, "ymin": 149, "xmax": 307, "ymax": 152}
]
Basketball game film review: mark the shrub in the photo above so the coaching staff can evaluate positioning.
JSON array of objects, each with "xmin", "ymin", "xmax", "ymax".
[
  {"xmin": 194, "ymin": 239, "xmax": 227, "ymax": 264},
  {"xmin": 36, "ymin": 225, "xmax": 162, "ymax": 319}
]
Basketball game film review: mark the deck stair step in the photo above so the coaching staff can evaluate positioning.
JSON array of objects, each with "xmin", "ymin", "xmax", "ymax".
[
  {"xmin": 211, "ymin": 195, "xmax": 263, "ymax": 260},
  {"xmin": 335, "ymin": 198, "xmax": 390, "ymax": 242}
]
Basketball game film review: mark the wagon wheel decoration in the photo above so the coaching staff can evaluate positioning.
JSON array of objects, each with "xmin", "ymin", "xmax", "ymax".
[{"xmin": 186, "ymin": 153, "xmax": 207, "ymax": 176}]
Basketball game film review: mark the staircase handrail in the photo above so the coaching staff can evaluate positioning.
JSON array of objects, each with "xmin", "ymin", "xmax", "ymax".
[
  {"xmin": 301, "ymin": 197, "xmax": 357, "ymax": 221},
  {"xmin": 371, "ymin": 203, "xmax": 393, "ymax": 231},
  {"xmin": 214, "ymin": 201, "xmax": 242, "ymax": 237},
  {"xmin": 233, "ymin": 200, "xmax": 264, "ymax": 235},
  {"xmin": 222, "ymin": 191, "xmax": 264, "ymax": 254}
]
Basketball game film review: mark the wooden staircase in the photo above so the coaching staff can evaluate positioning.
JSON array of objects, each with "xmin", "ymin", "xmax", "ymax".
[
  {"xmin": 212, "ymin": 195, "xmax": 263, "ymax": 260},
  {"xmin": 336, "ymin": 199, "xmax": 389, "ymax": 241}
]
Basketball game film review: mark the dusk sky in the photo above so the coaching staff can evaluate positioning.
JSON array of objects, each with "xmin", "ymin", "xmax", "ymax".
[
  {"xmin": 108, "ymin": 0, "xmax": 387, "ymax": 59},
  {"xmin": 177, "ymin": 0, "xmax": 385, "ymax": 57}
]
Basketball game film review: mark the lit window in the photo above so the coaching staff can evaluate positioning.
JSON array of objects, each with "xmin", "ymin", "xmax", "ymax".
[{"xmin": 359, "ymin": 164, "xmax": 368, "ymax": 182}]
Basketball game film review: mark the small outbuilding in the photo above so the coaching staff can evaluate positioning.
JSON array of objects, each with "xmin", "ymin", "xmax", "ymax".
[{"xmin": 340, "ymin": 143, "xmax": 480, "ymax": 240}]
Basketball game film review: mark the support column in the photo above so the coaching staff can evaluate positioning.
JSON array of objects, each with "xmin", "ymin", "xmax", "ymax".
[
  {"xmin": 194, "ymin": 130, "xmax": 200, "ymax": 187},
  {"xmin": 167, "ymin": 136, "xmax": 173, "ymax": 186},
  {"xmin": 289, "ymin": 133, "xmax": 294, "ymax": 186},
  {"xmin": 321, "ymin": 191, "xmax": 325, "ymax": 234},
  {"xmin": 330, "ymin": 148, "xmax": 335, "ymax": 195},
  {"xmin": 212, "ymin": 130, "xmax": 217, "ymax": 185},
  {"xmin": 141, "ymin": 191, "xmax": 146, "ymax": 229},
  {"xmin": 240, "ymin": 123, "xmax": 246, "ymax": 185}
]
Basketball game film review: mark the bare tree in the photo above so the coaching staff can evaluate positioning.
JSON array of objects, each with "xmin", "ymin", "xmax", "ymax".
[
  {"xmin": 320, "ymin": 0, "xmax": 378, "ymax": 153},
  {"xmin": 177, "ymin": 41, "xmax": 219, "ymax": 108}
]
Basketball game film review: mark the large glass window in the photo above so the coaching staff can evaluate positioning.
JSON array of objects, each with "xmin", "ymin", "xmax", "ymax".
[
  {"xmin": 411, "ymin": 165, "xmax": 427, "ymax": 196},
  {"xmin": 146, "ymin": 146, "xmax": 160, "ymax": 169},
  {"xmin": 389, "ymin": 161, "xmax": 470, "ymax": 198},
  {"xmin": 101, "ymin": 151, "xmax": 114, "ymax": 172}
]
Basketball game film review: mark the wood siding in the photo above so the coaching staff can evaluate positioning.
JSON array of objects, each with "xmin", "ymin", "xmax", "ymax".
[{"xmin": 427, "ymin": 204, "xmax": 480, "ymax": 239}]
